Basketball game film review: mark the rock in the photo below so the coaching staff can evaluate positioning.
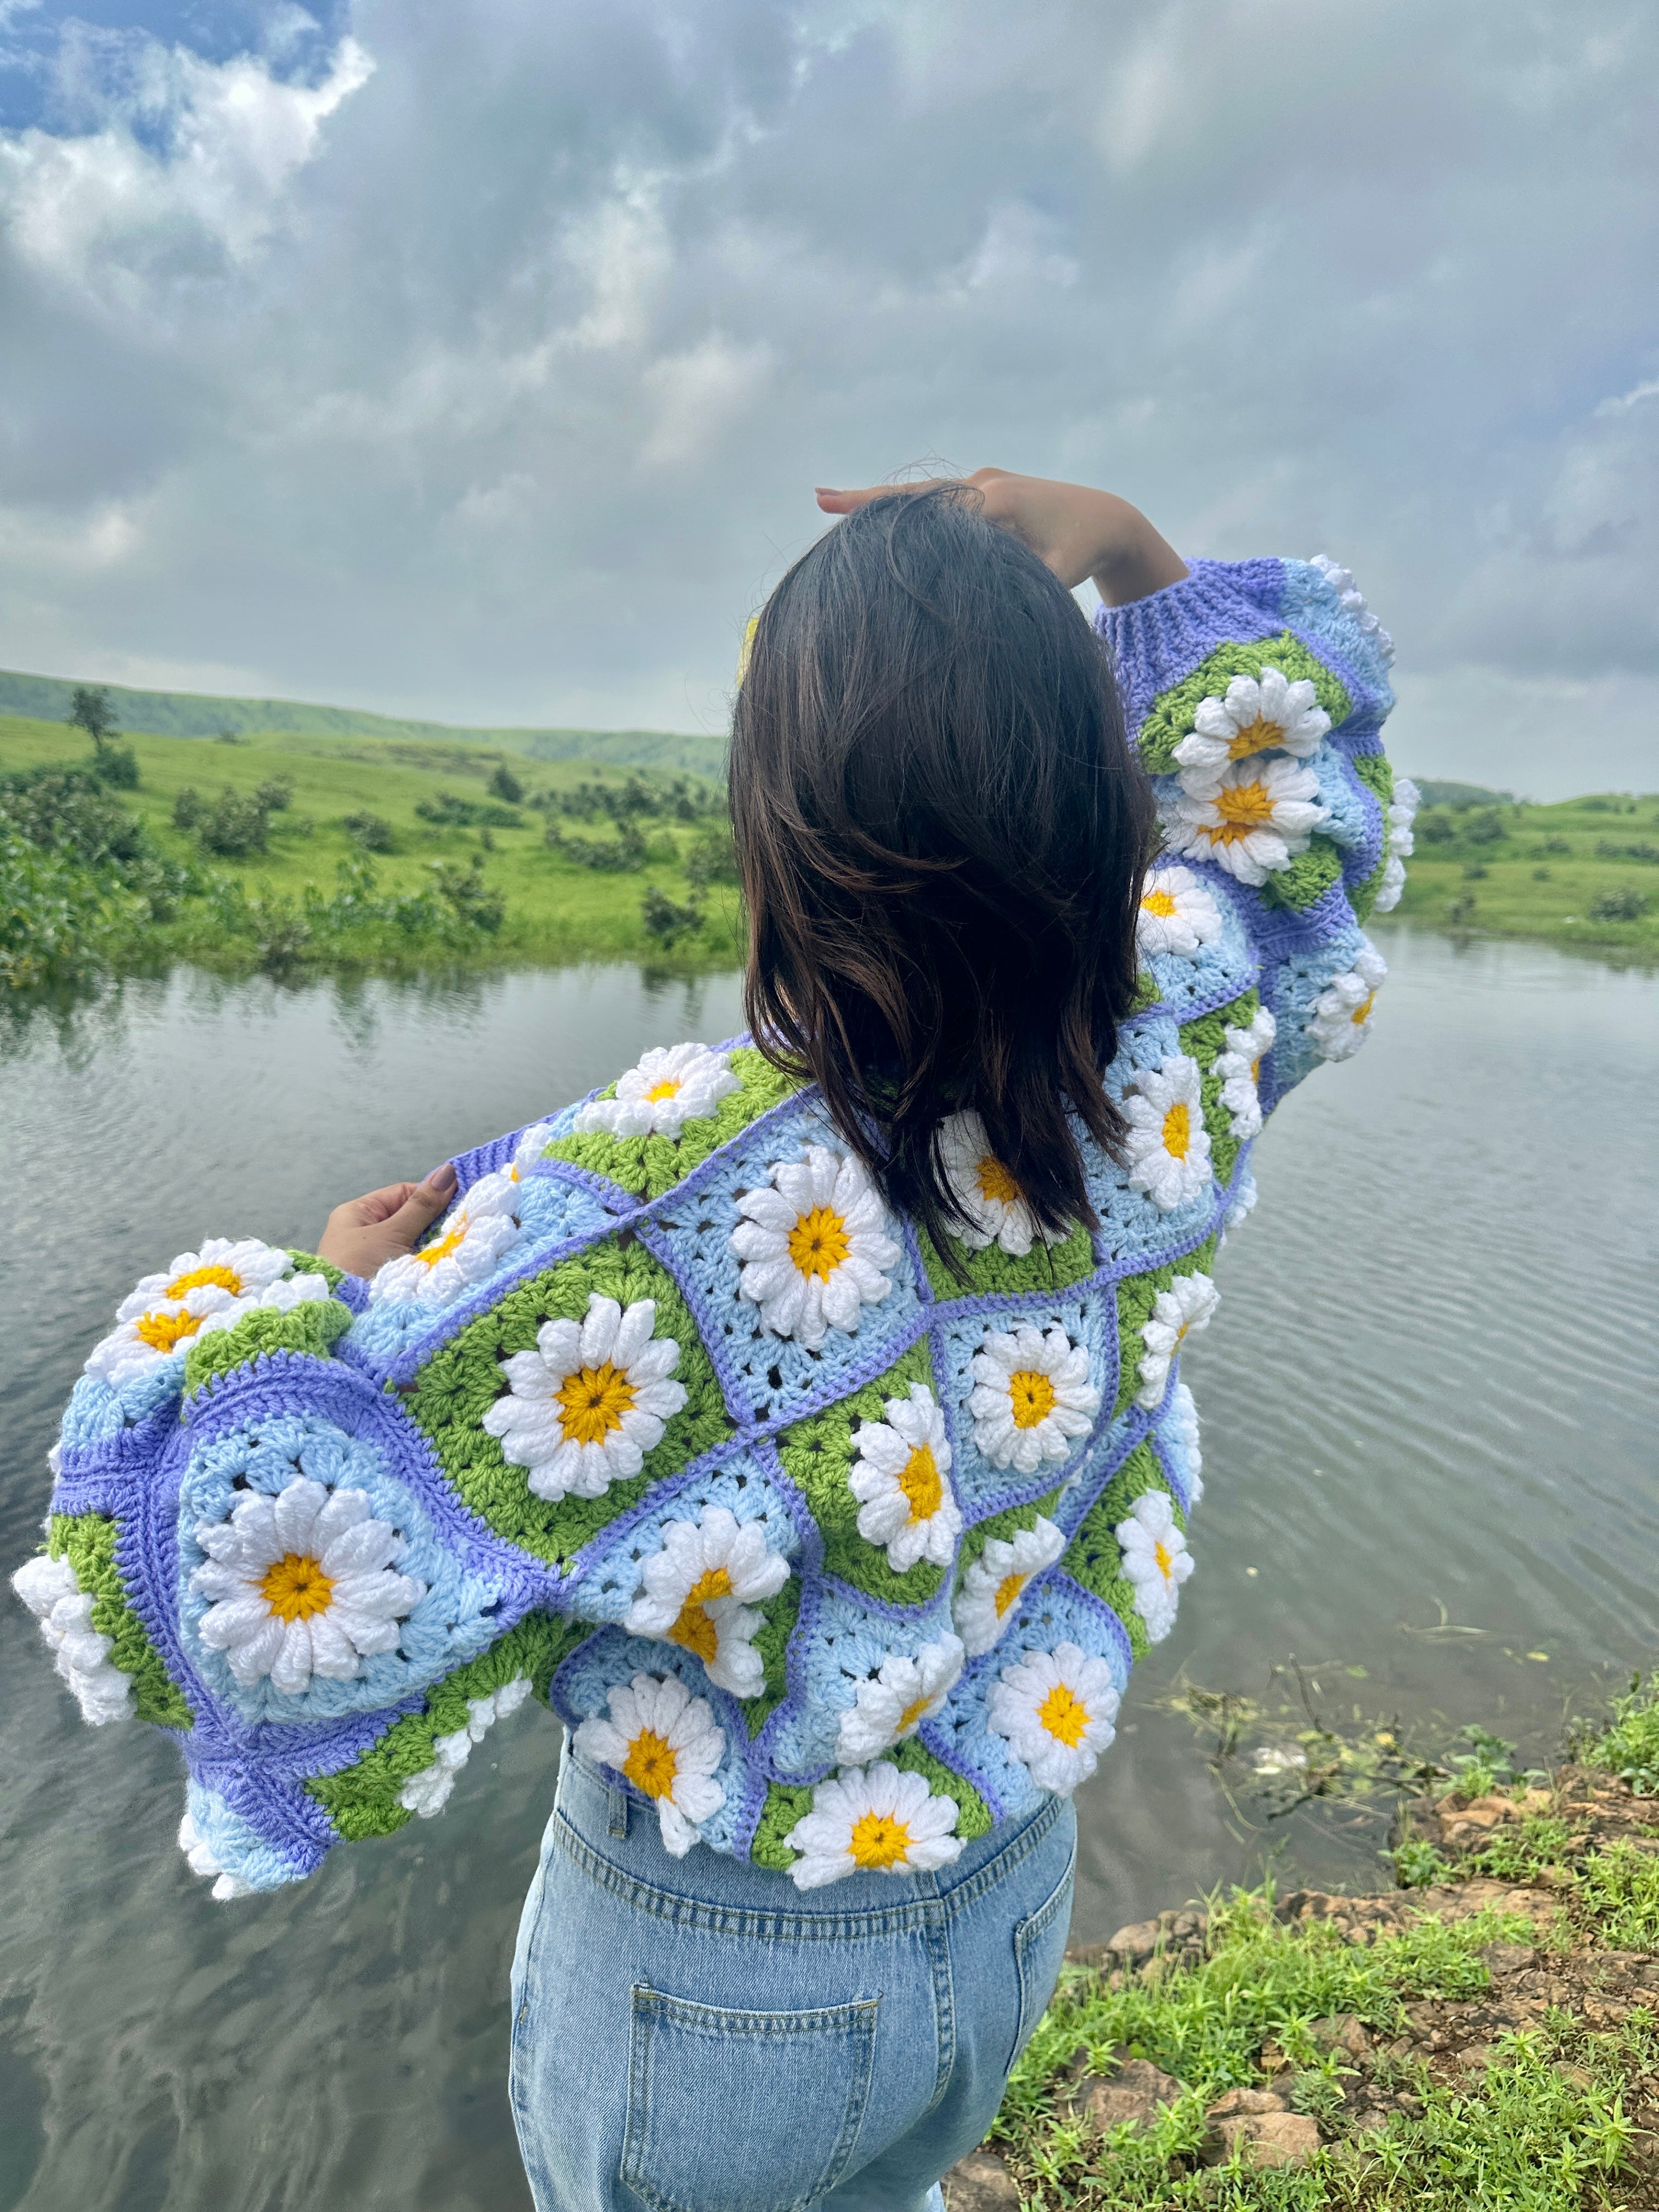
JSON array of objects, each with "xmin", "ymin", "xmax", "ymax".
[
  {"xmin": 1351, "ymin": 2108, "xmax": 1393, "ymax": 2134},
  {"xmin": 1104, "ymin": 1917, "xmax": 1163, "ymax": 1965},
  {"xmin": 1308, "ymin": 2013, "xmax": 1369, "ymax": 2057},
  {"xmin": 1453, "ymin": 1795, "xmax": 1523, "ymax": 1829},
  {"xmin": 943, "ymin": 2151, "xmax": 1020, "ymax": 2210},
  {"xmin": 1481, "ymin": 1943, "xmax": 1537, "ymax": 1976},
  {"xmin": 1206, "ymin": 2087, "xmax": 1288, "ymax": 2118},
  {"xmin": 1064, "ymin": 2055, "xmax": 1185, "ymax": 2134},
  {"xmin": 1458, "ymin": 2045, "xmax": 1497, "ymax": 2072},
  {"xmin": 1257, "ymin": 2040, "xmax": 1292, "ymax": 2074},
  {"xmin": 1201, "ymin": 2112, "xmax": 1323, "ymax": 2169},
  {"xmin": 1553, "ymin": 2062, "xmax": 1594, "ymax": 2091}
]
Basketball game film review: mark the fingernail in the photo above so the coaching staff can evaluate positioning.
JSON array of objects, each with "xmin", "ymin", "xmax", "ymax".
[
  {"xmin": 815, "ymin": 486, "xmax": 840, "ymax": 495},
  {"xmin": 424, "ymin": 1161, "xmax": 457, "ymax": 1191}
]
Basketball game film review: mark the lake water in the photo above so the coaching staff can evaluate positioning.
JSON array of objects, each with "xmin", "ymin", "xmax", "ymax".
[{"xmin": 2, "ymin": 931, "xmax": 1655, "ymax": 2211}]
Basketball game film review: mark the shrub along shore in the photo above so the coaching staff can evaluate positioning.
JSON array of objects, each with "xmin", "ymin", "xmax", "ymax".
[
  {"xmin": 3, "ymin": 713, "xmax": 1656, "ymax": 991},
  {"xmin": 945, "ymin": 1676, "xmax": 1659, "ymax": 2210}
]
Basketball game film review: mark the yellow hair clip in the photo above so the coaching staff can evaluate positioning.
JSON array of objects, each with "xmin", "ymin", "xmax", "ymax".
[{"xmin": 736, "ymin": 614, "xmax": 759, "ymax": 686}]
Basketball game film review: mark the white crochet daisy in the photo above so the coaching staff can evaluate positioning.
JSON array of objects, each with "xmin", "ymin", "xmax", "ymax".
[
  {"xmin": 574, "ymin": 1669, "xmax": 724, "ymax": 1856},
  {"xmin": 1172, "ymin": 665, "xmax": 1331, "ymax": 788},
  {"xmin": 1115, "ymin": 1490, "xmax": 1194, "ymax": 1642},
  {"xmin": 988, "ymin": 1640, "xmax": 1120, "ymax": 1793},
  {"xmin": 1165, "ymin": 1378, "xmax": 1205, "ymax": 1504},
  {"xmin": 935, "ymin": 1113, "xmax": 1052, "ymax": 1255},
  {"xmin": 1372, "ymin": 776, "xmax": 1418, "ymax": 915},
  {"xmin": 190, "ymin": 1476, "xmax": 425, "ymax": 1696},
  {"xmin": 12, "ymin": 1554, "xmax": 133, "ymax": 1725},
  {"xmin": 1309, "ymin": 554, "xmax": 1396, "ymax": 663},
  {"xmin": 371, "ymin": 1200, "xmax": 522, "ymax": 1307},
  {"xmin": 1135, "ymin": 1271, "xmax": 1220, "ymax": 1410},
  {"xmin": 175, "ymin": 1810, "xmax": 254, "ymax": 1901},
  {"xmin": 848, "ymin": 1383, "xmax": 963, "ymax": 1573},
  {"xmin": 1135, "ymin": 865, "xmax": 1225, "ymax": 960},
  {"xmin": 969, "ymin": 1324, "xmax": 1101, "ymax": 1476},
  {"xmin": 1160, "ymin": 757, "xmax": 1329, "ymax": 886},
  {"xmin": 572, "ymin": 1043, "xmax": 740, "ymax": 1139},
  {"xmin": 1223, "ymin": 1169, "xmax": 1258, "ymax": 1233},
  {"xmin": 785, "ymin": 1760, "xmax": 962, "ymax": 1889},
  {"xmin": 1212, "ymin": 1006, "xmax": 1277, "ymax": 1141},
  {"xmin": 398, "ymin": 1677, "xmax": 534, "ymax": 1818},
  {"xmin": 86, "ymin": 1239, "xmax": 311, "ymax": 1386},
  {"xmin": 836, "ymin": 1633, "xmax": 966, "ymax": 1763},
  {"xmin": 481, "ymin": 1294, "xmax": 686, "ymax": 1503},
  {"xmin": 953, "ymin": 1517, "xmax": 1068, "ymax": 1657},
  {"xmin": 1307, "ymin": 942, "xmax": 1387, "ymax": 1062},
  {"xmin": 1120, "ymin": 1054, "xmax": 1213, "ymax": 1212},
  {"xmin": 730, "ymin": 1144, "xmax": 900, "ymax": 1351},
  {"xmin": 622, "ymin": 1504, "xmax": 791, "ymax": 1697},
  {"xmin": 456, "ymin": 1121, "xmax": 558, "ymax": 1217}
]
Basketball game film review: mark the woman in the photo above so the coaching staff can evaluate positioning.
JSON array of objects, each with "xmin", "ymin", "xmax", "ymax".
[{"xmin": 15, "ymin": 471, "xmax": 1409, "ymax": 2211}]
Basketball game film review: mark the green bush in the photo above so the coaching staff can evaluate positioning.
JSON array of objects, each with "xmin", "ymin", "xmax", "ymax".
[
  {"xmin": 91, "ymin": 744, "xmax": 140, "ymax": 789},
  {"xmin": 342, "ymin": 810, "xmax": 396, "ymax": 853},
  {"xmin": 641, "ymin": 883, "xmax": 703, "ymax": 946},
  {"xmin": 1588, "ymin": 886, "xmax": 1647, "ymax": 921},
  {"xmin": 487, "ymin": 761, "xmax": 525, "ymax": 805}
]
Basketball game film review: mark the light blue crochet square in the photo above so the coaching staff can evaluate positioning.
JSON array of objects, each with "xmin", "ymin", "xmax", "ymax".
[
  {"xmin": 562, "ymin": 1448, "xmax": 802, "ymax": 1627},
  {"xmin": 645, "ymin": 1102, "xmax": 926, "ymax": 1429},
  {"xmin": 1141, "ymin": 884, "xmax": 1256, "ymax": 1020},
  {"xmin": 930, "ymin": 1286, "xmax": 1114, "ymax": 1517},
  {"xmin": 177, "ymin": 1411, "xmax": 507, "ymax": 1726},
  {"xmin": 1277, "ymin": 559, "xmax": 1396, "ymax": 713},
  {"xmin": 59, "ymin": 1357, "xmax": 186, "ymax": 1451},
  {"xmin": 764, "ymin": 1582, "xmax": 960, "ymax": 1782},
  {"xmin": 1266, "ymin": 926, "xmax": 1369, "ymax": 1092}
]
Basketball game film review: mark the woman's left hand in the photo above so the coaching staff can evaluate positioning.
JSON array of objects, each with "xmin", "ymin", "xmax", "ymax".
[{"xmin": 315, "ymin": 1161, "xmax": 458, "ymax": 1278}]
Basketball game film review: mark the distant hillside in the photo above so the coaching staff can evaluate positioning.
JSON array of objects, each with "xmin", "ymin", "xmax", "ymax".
[
  {"xmin": 0, "ymin": 667, "xmax": 727, "ymax": 780},
  {"xmin": 1413, "ymin": 778, "xmax": 1515, "ymax": 808}
]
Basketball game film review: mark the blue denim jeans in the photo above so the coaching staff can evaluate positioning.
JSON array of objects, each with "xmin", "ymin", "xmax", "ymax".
[{"xmin": 509, "ymin": 1744, "xmax": 1077, "ymax": 2212}]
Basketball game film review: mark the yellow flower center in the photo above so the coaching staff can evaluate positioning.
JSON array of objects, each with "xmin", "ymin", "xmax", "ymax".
[
  {"xmin": 134, "ymin": 1306, "xmax": 208, "ymax": 1353},
  {"xmin": 994, "ymin": 1569, "xmax": 1029, "ymax": 1620},
  {"xmin": 643, "ymin": 1077, "xmax": 682, "ymax": 1102},
  {"xmin": 896, "ymin": 1692, "xmax": 933, "ymax": 1736},
  {"xmin": 1037, "ymin": 1681, "xmax": 1090, "ymax": 1747},
  {"xmin": 1224, "ymin": 714, "xmax": 1282, "ymax": 760},
  {"xmin": 668, "ymin": 1566, "xmax": 735, "ymax": 1665},
  {"xmin": 1161, "ymin": 1101, "xmax": 1192, "ymax": 1159},
  {"xmin": 622, "ymin": 1727, "xmax": 678, "ymax": 1800},
  {"xmin": 848, "ymin": 1809, "xmax": 914, "ymax": 1870},
  {"xmin": 1154, "ymin": 1539, "xmax": 1175, "ymax": 1582},
  {"xmin": 555, "ymin": 1360, "xmax": 636, "ymax": 1446},
  {"xmin": 896, "ymin": 1443, "xmax": 944, "ymax": 1524},
  {"xmin": 1250, "ymin": 1057, "xmax": 1262, "ymax": 1082},
  {"xmin": 416, "ymin": 1218, "xmax": 468, "ymax": 1268},
  {"xmin": 975, "ymin": 1154, "xmax": 1022, "ymax": 1207},
  {"xmin": 258, "ymin": 1552, "xmax": 335, "ymax": 1623},
  {"xmin": 1351, "ymin": 992, "xmax": 1376, "ymax": 1026},
  {"xmin": 787, "ymin": 1204, "xmax": 851, "ymax": 1282},
  {"xmin": 1008, "ymin": 1369, "xmax": 1057, "ymax": 1429},
  {"xmin": 1141, "ymin": 888, "xmax": 1179, "ymax": 918},
  {"xmin": 164, "ymin": 1262, "xmax": 243, "ymax": 1299},
  {"xmin": 1203, "ymin": 779, "xmax": 1276, "ymax": 842}
]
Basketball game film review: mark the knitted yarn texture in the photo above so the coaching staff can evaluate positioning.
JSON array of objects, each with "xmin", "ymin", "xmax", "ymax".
[{"xmin": 14, "ymin": 557, "xmax": 1407, "ymax": 1898}]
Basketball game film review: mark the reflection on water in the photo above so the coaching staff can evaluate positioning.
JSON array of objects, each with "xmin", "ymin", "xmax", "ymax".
[{"xmin": 1, "ymin": 934, "xmax": 1655, "ymax": 2210}]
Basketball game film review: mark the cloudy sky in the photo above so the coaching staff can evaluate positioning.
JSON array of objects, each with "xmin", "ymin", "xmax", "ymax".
[{"xmin": 1, "ymin": 1, "xmax": 1654, "ymax": 794}]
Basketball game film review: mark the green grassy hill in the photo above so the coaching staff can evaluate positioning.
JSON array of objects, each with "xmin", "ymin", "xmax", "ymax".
[
  {"xmin": 0, "ymin": 710, "xmax": 741, "ymax": 979},
  {"xmin": 0, "ymin": 667, "xmax": 728, "ymax": 779},
  {"xmin": 1390, "ymin": 790, "xmax": 1659, "ymax": 956}
]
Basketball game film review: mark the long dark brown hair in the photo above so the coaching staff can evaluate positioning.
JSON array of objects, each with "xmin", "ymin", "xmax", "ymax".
[{"xmin": 729, "ymin": 484, "xmax": 1155, "ymax": 1269}]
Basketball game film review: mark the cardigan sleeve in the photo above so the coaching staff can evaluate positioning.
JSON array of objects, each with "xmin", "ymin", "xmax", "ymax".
[{"xmin": 1096, "ymin": 555, "xmax": 1415, "ymax": 1108}]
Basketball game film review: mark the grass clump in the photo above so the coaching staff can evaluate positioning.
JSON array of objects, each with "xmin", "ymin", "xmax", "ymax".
[{"xmin": 1583, "ymin": 1672, "xmax": 1659, "ymax": 1796}]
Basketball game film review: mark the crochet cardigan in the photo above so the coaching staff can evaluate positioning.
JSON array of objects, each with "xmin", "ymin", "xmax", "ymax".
[{"xmin": 15, "ymin": 555, "xmax": 1412, "ymax": 1897}]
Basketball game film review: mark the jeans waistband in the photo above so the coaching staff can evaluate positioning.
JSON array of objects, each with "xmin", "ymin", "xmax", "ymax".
[{"xmin": 550, "ymin": 1745, "xmax": 1066, "ymax": 1943}]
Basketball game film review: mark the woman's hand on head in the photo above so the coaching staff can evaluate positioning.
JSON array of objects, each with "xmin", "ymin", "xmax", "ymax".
[
  {"xmin": 315, "ymin": 1161, "xmax": 458, "ymax": 1279},
  {"xmin": 815, "ymin": 468, "xmax": 1188, "ymax": 606}
]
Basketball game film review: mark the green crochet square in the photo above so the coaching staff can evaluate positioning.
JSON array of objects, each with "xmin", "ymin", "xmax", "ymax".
[
  {"xmin": 543, "ymin": 1046, "xmax": 804, "ymax": 1200},
  {"xmin": 404, "ymin": 1242, "xmax": 733, "ymax": 1566},
  {"xmin": 183, "ymin": 1296, "xmax": 353, "ymax": 1399},
  {"xmin": 1112, "ymin": 1236, "xmax": 1219, "ymax": 1421},
  {"xmin": 745, "ymin": 1741, "xmax": 990, "ymax": 1872},
  {"xmin": 1178, "ymin": 986, "xmax": 1261, "ymax": 1192},
  {"xmin": 738, "ymin": 1577, "xmax": 802, "ymax": 1740},
  {"xmin": 1258, "ymin": 832, "xmax": 1344, "ymax": 913},
  {"xmin": 1137, "ymin": 634, "xmax": 1352, "ymax": 776},
  {"xmin": 1060, "ymin": 1441, "xmax": 1180, "ymax": 1663},
  {"xmin": 308, "ymin": 1609, "xmax": 586, "ymax": 1842},
  {"xmin": 47, "ymin": 1513, "xmax": 192, "ymax": 1728},
  {"xmin": 775, "ymin": 1337, "xmax": 944, "ymax": 1607},
  {"xmin": 952, "ymin": 1485, "xmax": 1065, "ymax": 1592},
  {"xmin": 284, "ymin": 1248, "xmax": 346, "ymax": 1291},
  {"xmin": 1350, "ymin": 751, "xmax": 1395, "ymax": 812},
  {"xmin": 918, "ymin": 1220, "xmax": 1096, "ymax": 1301}
]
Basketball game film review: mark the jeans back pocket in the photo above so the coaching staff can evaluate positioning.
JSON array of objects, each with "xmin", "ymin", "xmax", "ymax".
[{"xmin": 621, "ymin": 1984, "xmax": 879, "ymax": 2212}]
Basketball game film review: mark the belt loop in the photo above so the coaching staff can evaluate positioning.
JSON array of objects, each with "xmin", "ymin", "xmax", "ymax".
[{"xmin": 608, "ymin": 1784, "xmax": 629, "ymax": 1838}]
